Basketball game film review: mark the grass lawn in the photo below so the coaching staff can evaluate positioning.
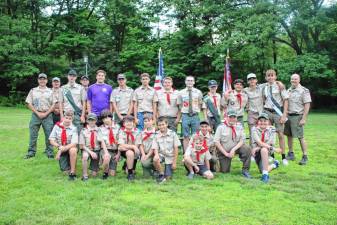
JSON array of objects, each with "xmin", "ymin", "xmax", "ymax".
[{"xmin": 0, "ymin": 107, "xmax": 336, "ymax": 225}]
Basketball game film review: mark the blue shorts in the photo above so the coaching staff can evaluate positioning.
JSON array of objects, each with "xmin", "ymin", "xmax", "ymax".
[
  {"xmin": 137, "ymin": 112, "xmax": 153, "ymax": 130},
  {"xmin": 182, "ymin": 113, "xmax": 200, "ymax": 138}
]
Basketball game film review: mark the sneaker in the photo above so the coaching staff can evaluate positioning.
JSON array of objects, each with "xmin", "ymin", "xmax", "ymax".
[
  {"xmin": 69, "ymin": 173, "xmax": 77, "ymax": 181},
  {"xmin": 157, "ymin": 174, "xmax": 166, "ymax": 184},
  {"xmin": 282, "ymin": 158, "xmax": 289, "ymax": 166},
  {"xmin": 299, "ymin": 156, "xmax": 308, "ymax": 165},
  {"xmin": 286, "ymin": 151, "xmax": 295, "ymax": 161},
  {"xmin": 187, "ymin": 173, "xmax": 194, "ymax": 179},
  {"xmin": 47, "ymin": 154, "xmax": 54, "ymax": 159},
  {"xmin": 261, "ymin": 174, "xmax": 269, "ymax": 183},
  {"xmin": 102, "ymin": 172, "xmax": 109, "ymax": 180},
  {"xmin": 81, "ymin": 176, "xmax": 89, "ymax": 181},
  {"xmin": 242, "ymin": 171, "xmax": 252, "ymax": 179},
  {"xmin": 127, "ymin": 173, "xmax": 135, "ymax": 182},
  {"xmin": 273, "ymin": 159, "xmax": 280, "ymax": 169},
  {"xmin": 24, "ymin": 153, "xmax": 35, "ymax": 159}
]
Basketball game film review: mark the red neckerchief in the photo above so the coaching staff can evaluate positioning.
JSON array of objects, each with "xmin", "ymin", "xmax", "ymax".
[
  {"xmin": 212, "ymin": 95, "xmax": 217, "ymax": 109},
  {"xmin": 121, "ymin": 127, "xmax": 136, "ymax": 143},
  {"xmin": 109, "ymin": 127, "xmax": 116, "ymax": 145},
  {"xmin": 236, "ymin": 92, "xmax": 242, "ymax": 109},
  {"xmin": 90, "ymin": 130, "xmax": 95, "ymax": 149},
  {"xmin": 166, "ymin": 92, "xmax": 171, "ymax": 105},
  {"xmin": 224, "ymin": 120, "xmax": 237, "ymax": 141},
  {"xmin": 56, "ymin": 122, "xmax": 67, "ymax": 145},
  {"xmin": 261, "ymin": 128, "xmax": 266, "ymax": 143},
  {"xmin": 195, "ymin": 145, "xmax": 209, "ymax": 161},
  {"xmin": 143, "ymin": 128, "xmax": 154, "ymax": 141},
  {"xmin": 191, "ymin": 131, "xmax": 208, "ymax": 149}
]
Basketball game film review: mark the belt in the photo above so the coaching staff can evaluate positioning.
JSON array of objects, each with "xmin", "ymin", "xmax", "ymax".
[
  {"xmin": 264, "ymin": 108, "xmax": 275, "ymax": 113},
  {"xmin": 288, "ymin": 113, "xmax": 301, "ymax": 116},
  {"xmin": 183, "ymin": 113, "xmax": 198, "ymax": 117},
  {"xmin": 140, "ymin": 111, "xmax": 152, "ymax": 114}
]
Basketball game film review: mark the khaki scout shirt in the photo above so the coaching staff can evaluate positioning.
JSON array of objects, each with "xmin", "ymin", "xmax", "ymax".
[
  {"xmin": 110, "ymin": 86, "xmax": 134, "ymax": 114},
  {"xmin": 133, "ymin": 86, "xmax": 158, "ymax": 113},
  {"xmin": 52, "ymin": 88, "xmax": 62, "ymax": 112},
  {"xmin": 156, "ymin": 89, "xmax": 179, "ymax": 117},
  {"xmin": 244, "ymin": 86, "xmax": 264, "ymax": 113},
  {"xmin": 140, "ymin": 128, "xmax": 156, "ymax": 154},
  {"xmin": 60, "ymin": 83, "xmax": 86, "ymax": 112},
  {"xmin": 251, "ymin": 126, "xmax": 276, "ymax": 148},
  {"xmin": 202, "ymin": 93, "xmax": 222, "ymax": 117},
  {"xmin": 118, "ymin": 128, "xmax": 141, "ymax": 145},
  {"xmin": 49, "ymin": 123, "xmax": 78, "ymax": 145},
  {"xmin": 152, "ymin": 129, "xmax": 181, "ymax": 164},
  {"xmin": 222, "ymin": 90, "xmax": 248, "ymax": 117},
  {"xmin": 98, "ymin": 123, "xmax": 120, "ymax": 150},
  {"xmin": 184, "ymin": 146, "xmax": 212, "ymax": 166},
  {"xmin": 25, "ymin": 86, "xmax": 54, "ymax": 112},
  {"xmin": 214, "ymin": 123, "xmax": 245, "ymax": 151},
  {"xmin": 188, "ymin": 131, "xmax": 216, "ymax": 155},
  {"xmin": 79, "ymin": 127, "xmax": 103, "ymax": 151},
  {"xmin": 287, "ymin": 85, "xmax": 312, "ymax": 114},
  {"xmin": 263, "ymin": 82, "xmax": 289, "ymax": 109},
  {"xmin": 177, "ymin": 87, "xmax": 203, "ymax": 114}
]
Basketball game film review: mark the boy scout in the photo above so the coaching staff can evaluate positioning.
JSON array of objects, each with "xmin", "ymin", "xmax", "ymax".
[
  {"xmin": 139, "ymin": 114, "xmax": 156, "ymax": 177},
  {"xmin": 59, "ymin": 69, "xmax": 87, "ymax": 133},
  {"xmin": 99, "ymin": 110, "xmax": 120, "ymax": 177},
  {"xmin": 222, "ymin": 79, "xmax": 248, "ymax": 125},
  {"xmin": 25, "ymin": 73, "xmax": 55, "ymax": 159},
  {"xmin": 262, "ymin": 69, "xmax": 289, "ymax": 165},
  {"xmin": 80, "ymin": 113, "xmax": 110, "ymax": 181},
  {"xmin": 202, "ymin": 80, "xmax": 222, "ymax": 132},
  {"xmin": 49, "ymin": 110, "xmax": 78, "ymax": 180},
  {"xmin": 188, "ymin": 121, "xmax": 217, "ymax": 172},
  {"xmin": 284, "ymin": 74, "xmax": 312, "ymax": 165},
  {"xmin": 156, "ymin": 77, "xmax": 180, "ymax": 131},
  {"xmin": 184, "ymin": 135, "xmax": 214, "ymax": 180},
  {"xmin": 133, "ymin": 73, "xmax": 158, "ymax": 130},
  {"xmin": 118, "ymin": 115, "xmax": 141, "ymax": 181},
  {"xmin": 214, "ymin": 109, "xmax": 252, "ymax": 178},
  {"xmin": 177, "ymin": 76, "xmax": 203, "ymax": 151},
  {"xmin": 152, "ymin": 117, "xmax": 181, "ymax": 183},
  {"xmin": 251, "ymin": 113, "xmax": 281, "ymax": 183},
  {"xmin": 111, "ymin": 73, "xmax": 134, "ymax": 125},
  {"xmin": 52, "ymin": 77, "xmax": 62, "ymax": 124}
]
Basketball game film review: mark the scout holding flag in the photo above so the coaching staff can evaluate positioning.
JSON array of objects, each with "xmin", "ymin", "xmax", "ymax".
[{"xmin": 202, "ymin": 80, "xmax": 222, "ymax": 132}]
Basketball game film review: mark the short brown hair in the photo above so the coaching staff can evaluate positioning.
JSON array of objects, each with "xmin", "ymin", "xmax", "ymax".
[
  {"xmin": 96, "ymin": 70, "xmax": 106, "ymax": 76},
  {"xmin": 143, "ymin": 113, "xmax": 153, "ymax": 121},
  {"xmin": 157, "ymin": 116, "xmax": 168, "ymax": 124},
  {"xmin": 163, "ymin": 77, "xmax": 173, "ymax": 82},
  {"xmin": 100, "ymin": 109, "xmax": 113, "ymax": 119},
  {"xmin": 266, "ymin": 69, "xmax": 276, "ymax": 77},
  {"xmin": 140, "ymin": 73, "xmax": 150, "ymax": 78},
  {"xmin": 64, "ymin": 110, "xmax": 74, "ymax": 117}
]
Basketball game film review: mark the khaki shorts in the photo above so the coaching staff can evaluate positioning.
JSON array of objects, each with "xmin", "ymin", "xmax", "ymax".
[
  {"xmin": 264, "ymin": 110, "xmax": 284, "ymax": 133},
  {"xmin": 284, "ymin": 115, "xmax": 304, "ymax": 138}
]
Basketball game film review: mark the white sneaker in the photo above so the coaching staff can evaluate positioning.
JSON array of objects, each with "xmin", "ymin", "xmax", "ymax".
[{"xmin": 282, "ymin": 158, "xmax": 289, "ymax": 166}]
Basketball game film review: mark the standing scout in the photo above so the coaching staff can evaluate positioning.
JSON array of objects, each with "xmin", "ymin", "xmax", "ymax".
[
  {"xmin": 80, "ymin": 113, "xmax": 110, "ymax": 181},
  {"xmin": 133, "ymin": 73, "xmax": 158, "ymax": 130},
  {"xmin": 285, "ymin": 74, "xmax": 312, "ymax": 165},
  {"xmin": 222, "ymin": 79, "xmax": 248, "ymax": 125},
  {"xmin": 118, "ymin": 115, "xmax": 141, "ymax": 181},
  {"xmin": 156, "ymin": 77, "xmax": 180, "ymax": 132},
  {"xmin": 152, "ymin": 117, "xmax": 181, "ymax": 183},
  {"xmin": 49, "ymin": 110, "xmax": 78, "ymax": 180},
  {"xmin": 139, "ymin": 114, "xmax": 156, "ymax": 177},
  {"xmin": 51, "ymin": 77, "xmax": 62, "ymax": 124},
  {"xmin": 214, "ymin": 110, "xmax": 252, "ymax": 178},
  {"xmin": 24, "ymin": 73, "xmax": 55, "ymax": 159},
  {"xmin": 111, "ymin": 73, "xmax": 134, "ymax": 125},
  {"xmin": 177, "ymin": 76, "xmax": 203, "ymax": 151},
  {"xmin": 262, "ymin": 69, "xmax": 289, "ymax": 165},
  {"xmin": 202, "ymin": 80, "xmax": 222, "ymax": 132},
  {"xmin": 59, "ymin": 69, "xmax": 86, "ymax": 133},
  {"xmin": 99, "ymin": 110, "xmax": 120, "ymax": 177},
  {"xmin": 251, "ymin": 113, "xmax": 281, "ymax": 183},
  {"xmin": 80, "ymin": 75, "xmax": 89, "ymax": 113}
]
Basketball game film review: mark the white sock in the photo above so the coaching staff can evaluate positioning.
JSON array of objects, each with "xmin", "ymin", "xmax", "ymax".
[
  {"xmin": 189, "ymin": 171, "xmax": 194, "ymax": 175},
  {"xmin": 262, "ymin": 170, "xmax": 268, "ymax": 175},
  {"xmin": 271, "ymin": 163, "xmax": 276, "ymax": 169}
]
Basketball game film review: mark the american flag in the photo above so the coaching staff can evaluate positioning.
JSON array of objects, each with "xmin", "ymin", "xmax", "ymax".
[
  {"xmin": 154, "ymin": 48, "xmax": 165, "ymax": 90},
  {"xmin": 222, "ymin": 49, "xmax": 232, "ymax": 94}
]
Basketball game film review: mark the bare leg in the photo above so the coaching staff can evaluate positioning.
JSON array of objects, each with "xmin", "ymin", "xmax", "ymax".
[
  {"xmin": 69, "ymin": 147, "xmax": 77, "ymax": 174},
  {"xmin": 299, "ymin": 138, "xmax": 307, "ymax": 155},
  {"xmin": 82, "ymin": 152, "xmax": 89, "ymax": 177}
]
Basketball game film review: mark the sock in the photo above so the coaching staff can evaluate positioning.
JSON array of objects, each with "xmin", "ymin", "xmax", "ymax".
[
  {"xmin": 190, "ymin": 171, "xmax": 195, "ymax": 175},
  {"xmin": 262, "ymin": 170, "xmax": 268, "ymax": 175},
  {"xmin": 271, "ymin": 163, "xmax": 277, "ymax": 169},
  {"xmin": 282, "ymin": 154, "xmax": 286, "ymax": 160},
  {"xmin": 128, "ymin": 169, "xmax": 133, "ymax": 174}
]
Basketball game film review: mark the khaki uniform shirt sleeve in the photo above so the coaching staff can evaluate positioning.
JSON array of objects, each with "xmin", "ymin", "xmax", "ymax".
[
  {"xmin": 25, "ymin": 89, "xmax": 33, "ymax": 104},
  {"xmin": 214, "ymin": 126, "xmax": 222, "ymax": 143},
  {"xmin": 281, "ymin": 88, "xmax": 289, "ymax": 100},
  {"xmin": 173, "ymin": 133, "xmax": 181, "ymax": 147},
  {"xmin": 205, "ymin": 151, "xmax": 212, "ymax": 161},
  {"xmin": 302, "ymin": 88, "xmax": 312, "ymax": 104},
  {"xmin": 49, "ymin": 126, "xmax": 58, "ymax": 140}
]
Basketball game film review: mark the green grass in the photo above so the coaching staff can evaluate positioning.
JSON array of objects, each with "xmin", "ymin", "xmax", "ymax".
[{"xmin": 0, "ymin": 107, "xmax": 336, "ymax": 225}]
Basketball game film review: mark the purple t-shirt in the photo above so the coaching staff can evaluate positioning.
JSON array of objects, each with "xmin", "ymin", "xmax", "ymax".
[{"xmin": 87, "ymin": 83, "xmax": 113, "ymax": 116}]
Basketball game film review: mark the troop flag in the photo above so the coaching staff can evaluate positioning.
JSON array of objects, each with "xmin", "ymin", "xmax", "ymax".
[
  {"xmin": 154, "ymin": 48, "xmax": 165, "ymax": 90},
  {"xmin": 222, "ymin": 49, "xmax": 232, "ymax": 94}
]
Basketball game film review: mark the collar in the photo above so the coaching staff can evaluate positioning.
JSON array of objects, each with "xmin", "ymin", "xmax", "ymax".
[{"xmin": 158, "ymin": 129, "xmax": 171, "ymax": 137}]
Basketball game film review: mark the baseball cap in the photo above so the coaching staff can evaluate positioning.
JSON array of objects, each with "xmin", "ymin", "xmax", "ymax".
[
  {"xmin": 87, "ymin": 113, "xmax": 97, "ymax": 121},
  {"xmin": 233, "ymin": 79, "xmax": 244, "ymax": 85},
  {"xmin": 247, "ymin": 73, "xmax": 257, "ymax": 80},
  {"xmin": 258, "ymin": 112, "xmax": 269, "ymax": 120},
  {"xmin": 200, "ymin": 120, "xmax": 209, "ymax": 125},
  {"xmin": 38, "ymin": 73, "xmax": 47, "ymax": 79},
  {"xmin": 227, "ymin": 109, "xmax": 237, "ymax": 117},
  {"xmin": 68, "ymin": 69, "xmax": 77, "ymax": 76},
  {"xmin": 52, "ymin": 77, "xmax": 60, "ymax": 82},
  {"xmin": 81, "ymin": 75, "xmax": 89, "ymax": 80},
  {"xmin": 208, "ymin": 80, "xmax": 218, "ymax": 87},
  {"xmin": 117, "ymin": 73, "xmax": 126, "ymax": 79}
]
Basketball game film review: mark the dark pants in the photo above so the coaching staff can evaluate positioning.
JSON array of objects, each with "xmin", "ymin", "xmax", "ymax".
[{"xmin": 217, "ymin": 144, "xmax": 251, "ymax": 173}]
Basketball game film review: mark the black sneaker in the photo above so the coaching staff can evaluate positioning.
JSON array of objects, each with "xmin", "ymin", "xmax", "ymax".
[
  {"xmin": 102, "ymin": 172, "xmax": 109, "ymax": 180},
  {"xmin": 299, "ymin": 155, "xmax": 308, "ymax": 165},
  {"xmin": 242, "ymin": 171, "xmax": 252, "ymax": 179},
  {"xmin": 47, "ymin": 154, "xmax": 54, "ymax": 159},
  {"xmin": 156, "ymin": 174, "xmax": 166, "ymax": 184},
  {"xmin": 286, "ymin": 151, "xmax": 295, "ymax": 161},
  {"xmin": 24, "ymin": 153, "xmax": 35, "ymax": 159},
  {"xmin": 127, "ymin": 173, "xmax": 135, "ymax": 182},
  {"xmin": 69, "ymin": 173, "xmax": 77, "ymax": 181},
  {"xmin": 81, "ymin": 176, "xmax": 89, "ymax": 182}
]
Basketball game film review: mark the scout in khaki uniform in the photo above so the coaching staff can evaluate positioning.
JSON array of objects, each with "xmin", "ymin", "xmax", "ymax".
[
  {"xmin": 214, "ymin": 109, "xmax": 252, "ymax": 178},
  {"xmin": 118, "ymin": 115, "xmax": 141, "ymax": 181},
  {"xmin": 133, "ymin": 73, "xmax": 158, "ymax": 130},
  {"xmin": 99, "ymin": 110, "xmax": 120, "ymax": 177},
  {"xmin": 156, "ymin": 77, "xmax": 180, "ymax": 132},
  {"xmin": 188, "ymin": 121, "xmax": 217, "ymax": 172},
  {"xmin": 202, "ymin": 80, "xmax": 222, "ymax": 132},
  {"xmin": 152, "ymin": 117, "xmax": 181, "ymax": 183},
  {"xmin": 184, "ymin": 135, "xmax": 214, "ymax": 180},
  {"xmin": 80, "ymin": 75, "xmax": 89, "ymax": 113},
  {"xmin": 80, "ymin": 113, "xmax": 110, "ymax": 181},
  {"xmin": 251, "ymin": 113, "xmax": 281, "ymax": 183},
  {"xmin": 111, "ymin": 73, "xmax": 134, "ymax": 125},
  {"xmin": 49, "ymin": 110, "xmax": 78, "ymax": 180},
  {"xmin": 177, "ymin": 76, "xmax": 203, "ymax": 151},
  {"xmin": 51, "ymin": 77, "xmax": 62, "ymax": 124},
  {"xmin": 25, "ymin": 73, "xmax": 55, "ymax": 159},
  {"xmin": 139, "ymin": 114, "xmax": 156, "ymax": 177},
  {"xmin": 59, "ymin": 69, "xmax": 86, "ymax": 133},
  {"xmin": 222, "ymin": 79, "xmax": 248, "ymax": 125},
  {"xmin": 262, "ymin": 69, "xmax": 289, "ymax": 165},
  {"xmin": 284, "ymin": 74, "xmax": 312, "ymax": 165}
]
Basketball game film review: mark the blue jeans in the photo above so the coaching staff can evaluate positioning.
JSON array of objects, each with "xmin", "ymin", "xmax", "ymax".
[
  {"xmin": 181, "ymin": 113, "xmax": 200, "ymax": 137},
  {"xmin": 137, "ymin": 112, "xmax": 153, "ymax": 130}
]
